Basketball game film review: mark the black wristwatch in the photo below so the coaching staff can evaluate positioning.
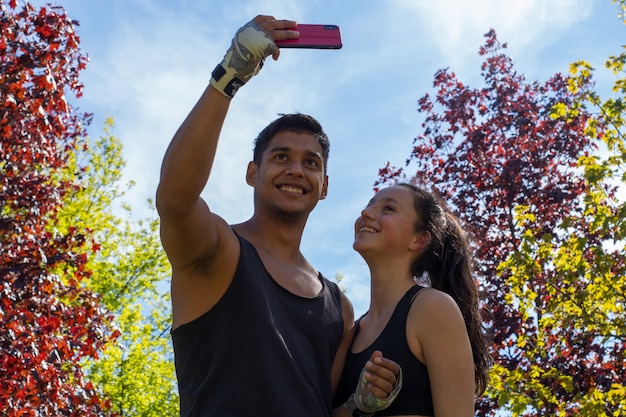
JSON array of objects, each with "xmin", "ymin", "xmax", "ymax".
[{"xmin": 343, "ymin": 394, "xmax": 375, "ymax": 417}]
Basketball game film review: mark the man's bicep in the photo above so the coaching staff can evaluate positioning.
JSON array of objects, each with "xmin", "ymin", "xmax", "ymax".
[{"xmin": 158, "ymin": 198, "xmax": 223, "ymax": 271}]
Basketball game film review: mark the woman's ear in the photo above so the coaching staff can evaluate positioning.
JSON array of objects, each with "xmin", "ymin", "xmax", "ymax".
[
  {"xmin": 410, "ymin": 231, "xmax": 431, "ymax": 252},
  {"xmin": 245, "ymin": 161, "xmax": 256, "ymax": 187}
]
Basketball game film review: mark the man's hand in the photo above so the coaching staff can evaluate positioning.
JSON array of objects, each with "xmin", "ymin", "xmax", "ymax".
[{"xmin": 210, "ymin": 15, "xmax": 298, "ymax": 98}]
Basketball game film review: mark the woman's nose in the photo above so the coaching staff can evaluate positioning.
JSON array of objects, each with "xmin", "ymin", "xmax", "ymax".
[{"xmin": 360, "ymin": 206, "xmax": 375, "ymax": 220}]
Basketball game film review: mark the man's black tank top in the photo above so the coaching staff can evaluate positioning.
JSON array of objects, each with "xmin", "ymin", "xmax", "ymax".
[
  {"xmin": 333, "ymin": 285, "xmax": 434, "ymax": 416},
  {"xmin": 171, "ymin": 233, "xmax": 344, "ymax": 417}
]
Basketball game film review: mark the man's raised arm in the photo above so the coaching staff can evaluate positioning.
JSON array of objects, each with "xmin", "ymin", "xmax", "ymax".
[{"xmin": 155, "ymin": 16, "xmax": 298, "ymax": 270}]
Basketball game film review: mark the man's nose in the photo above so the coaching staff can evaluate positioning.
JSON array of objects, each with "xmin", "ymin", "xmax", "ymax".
[{"xmin": 285, "ymin": 160, "xmax": 305, "ymax": 177}]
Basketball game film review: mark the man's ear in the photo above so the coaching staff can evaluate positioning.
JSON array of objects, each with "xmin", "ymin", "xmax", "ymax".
[
  {"xmin": 320, "ymin": 175, "xmax": 329, "ymax": 200},
  {"xmin": 409, "ymin": 231, "xmax": 431, "ymax": 252},
  {"xmin": 245, "ymin": 161, "xmax": 256, "ymax": 187}
]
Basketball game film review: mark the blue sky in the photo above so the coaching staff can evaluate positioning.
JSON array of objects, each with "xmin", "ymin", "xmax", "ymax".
[{"xmin": 31, "ymin": 0, "xmax": 624, "ymax": 317}]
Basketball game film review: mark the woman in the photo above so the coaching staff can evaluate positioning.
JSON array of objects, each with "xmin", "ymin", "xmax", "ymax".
[{"xmin": 333, "ymin": 183, "xmax": 491, "ymax": 416}]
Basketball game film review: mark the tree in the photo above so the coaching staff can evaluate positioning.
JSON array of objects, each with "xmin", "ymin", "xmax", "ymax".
[
  {"xmin": 56, "ymin": 119, "xmax": 178, "ymax": 416},
  {"xmin": 616, "ymin": 0, "xmax": 626, "ymax": 22},
  {"xmin": 1, "ymin": 1, "xmax": 179, "ymax": 414},
  {"xmin": 1, "ymin": 2, "xmax": 116, "ymax": 415},
  {"xmin": 376, "ymin": 28, "xmax": 625, "ymax": 415}
]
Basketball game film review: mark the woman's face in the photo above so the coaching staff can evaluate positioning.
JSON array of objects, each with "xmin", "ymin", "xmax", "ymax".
[{"xmin": 354, "ymin": 185, "xmax": 425, "ymax": 255}]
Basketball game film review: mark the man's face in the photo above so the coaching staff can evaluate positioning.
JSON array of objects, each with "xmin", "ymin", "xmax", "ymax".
[{"xmin": 246, "ymin": 130, "xmax": 329, "ymax": 216}]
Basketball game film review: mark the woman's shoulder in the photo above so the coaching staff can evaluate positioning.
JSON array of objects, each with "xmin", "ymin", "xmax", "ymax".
[
  {"xmin": 413, "ymin": 286, "xmax": 456, "ymax": 305},
  {"xmin": 406, "ymin": 286, "xmax": 469, "ymax": 363},
  {"xmin": 410, "ymin": 287, "xmax": 464, "ymax": 323}
]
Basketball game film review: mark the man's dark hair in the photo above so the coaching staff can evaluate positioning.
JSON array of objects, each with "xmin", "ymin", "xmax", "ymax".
[{"xmin": 253, "ymin": 113, "xmax": 330, "ymax": 173}]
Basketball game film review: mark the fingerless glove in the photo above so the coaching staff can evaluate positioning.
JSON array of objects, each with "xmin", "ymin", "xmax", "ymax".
[{"xmin": 210, "ymin": 20, "xmax": 278, "ymax": 98}]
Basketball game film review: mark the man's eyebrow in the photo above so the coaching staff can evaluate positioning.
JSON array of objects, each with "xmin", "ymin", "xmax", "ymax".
[
  {"xmin": 305, "ymin": 150, "xmax": 323, "ymax": 160},
  {"xmin": 268, "ymin": 147, "xmax": 322, "ymax": 160},
  {"xmin": 268, "ymin": 146, "xmax": 290, "ymax": 153}
]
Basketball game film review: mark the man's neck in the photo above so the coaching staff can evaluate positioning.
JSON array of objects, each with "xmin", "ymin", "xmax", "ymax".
[{"xmin": 234, "ymin": 214, "xmax": 306, "ymax": 260}]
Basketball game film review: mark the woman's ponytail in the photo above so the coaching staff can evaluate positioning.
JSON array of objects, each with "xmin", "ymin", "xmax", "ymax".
[{"xmin": 400, "ymin": 183, "xmax": 492, "ymax": 395}]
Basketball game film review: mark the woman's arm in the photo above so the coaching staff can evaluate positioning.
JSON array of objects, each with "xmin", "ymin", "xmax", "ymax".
[{"xmin": 407, "ymin": 289, "xmax": 476, "ymax": 417}]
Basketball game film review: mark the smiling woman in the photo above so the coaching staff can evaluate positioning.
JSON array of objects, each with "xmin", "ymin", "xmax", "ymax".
[{"xmin": 333, "ymin": 183, "xmax": 492, "ymax": 417}]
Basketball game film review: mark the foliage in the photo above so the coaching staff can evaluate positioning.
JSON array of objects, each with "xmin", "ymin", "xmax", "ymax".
[
  {"xmin": 376, "ymin": 28, "xmax": 626, "ymax": 415},
  {"xmin": 56, "ymin": 120, "xmax": 178, "ymax": 416},
  {"xmin": 0, "ymin": 2, "xmax": 115, "ymax": 415},
  {"xmin": 1, "ymin": 2, "xmax": 178, "ymax": 415},
  {"xmin": 615, "ymin": 0, "xmax": 626, "ymax": 22}
]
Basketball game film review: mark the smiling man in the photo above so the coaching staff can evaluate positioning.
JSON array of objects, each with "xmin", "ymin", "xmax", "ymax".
[
  {"xmin": 159, "ymin": 109, "xmax": 347, "ymax": 416},
  {"xmin": 155, "ymin": 15, "xmax": 402, "ymax": 417}
]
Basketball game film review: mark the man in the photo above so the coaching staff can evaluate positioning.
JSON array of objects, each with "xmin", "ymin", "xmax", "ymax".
[{"xmin": 156, "ymin": 15, "xmax": 399, "ymax": 417}]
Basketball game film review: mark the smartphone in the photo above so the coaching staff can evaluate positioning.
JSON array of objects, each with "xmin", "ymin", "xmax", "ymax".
[{"xmin": 276, "ymin": 24, "xmax": 342, "ymax": 49}]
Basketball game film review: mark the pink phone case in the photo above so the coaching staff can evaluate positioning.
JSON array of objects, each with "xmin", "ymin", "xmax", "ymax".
[{"xmin": 276, "ymin": 24, "xmax": 342, "ymax": 49}]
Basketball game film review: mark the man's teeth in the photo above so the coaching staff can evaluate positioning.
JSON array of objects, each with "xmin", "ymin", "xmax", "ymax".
[
  {"xmin": 281, "ymin": 185, "xmax": 303, "ymax": 194},
  {"xmin": 360, "ymin": 227, "xmax": 377, "ymax": 233}
]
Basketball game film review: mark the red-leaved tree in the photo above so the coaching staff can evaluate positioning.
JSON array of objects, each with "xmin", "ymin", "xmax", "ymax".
[
  {"xmin": 377, "ymin": 29, "xmax": 625, "ymax": 415},
  {"xmin": 1, "ymin": 2, "xmax": 117, "ymax": 415}
]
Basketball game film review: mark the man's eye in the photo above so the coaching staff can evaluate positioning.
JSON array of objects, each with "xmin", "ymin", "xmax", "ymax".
[
  {"xmin": 383, "ymin": 205, "xmax": 395, "ymax": 212},
  {"xmin": 305, "ymin": 159, "xmax": 319, "ymax": 167},
  {"xmin": 275, "ymin": 154, "xmax": 287, "ymax": 160}
]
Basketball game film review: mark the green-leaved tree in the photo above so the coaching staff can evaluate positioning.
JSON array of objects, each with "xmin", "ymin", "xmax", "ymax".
[
  {"xmin": 55, "ymin": 118, "xmax": 179, "ymax": 416},
  {"xmin": 375, "ymin": 8, "xmax": 625, "ymax": 415}
]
